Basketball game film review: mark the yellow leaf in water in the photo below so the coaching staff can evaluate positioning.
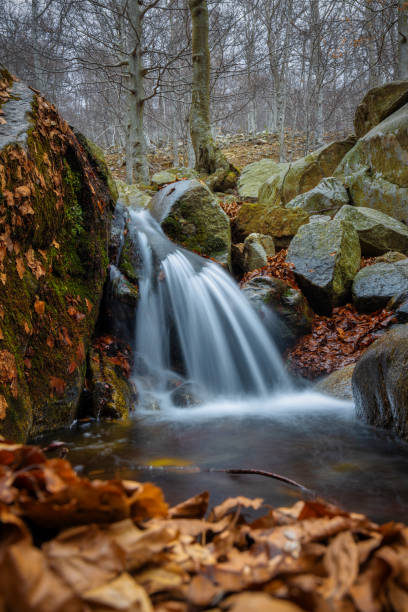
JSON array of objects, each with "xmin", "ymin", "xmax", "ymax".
[{"xmin": 149, "ymin": 458, "xmax": 192, "ymax": 468}]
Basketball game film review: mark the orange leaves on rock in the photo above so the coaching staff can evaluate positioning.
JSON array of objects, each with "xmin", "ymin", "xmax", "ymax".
[
  {"xmin": 85, "ymin": 298, "xmax": 93, "ymax": 313},
  {"xmin": 49, "ymin": 376, "xmax": 66, "ymax": 397},
  {"xmin": 219, "ymin": 200, "xmax": 242, "ymax": 222},
  {"xmin": 241, "ymin": 250, "xmax": 299, "ymax": 290},
  {"xmin": 25, "ymin": 247, "xmax": 45, "ymax": 279},
  {"xmin": 34, "ymin": 300, "xmax": 45, "ymax": 315},
  {"xmin": 15, "ymin": 256, "xmax": 25, "ymax": 280},
  {"xmin": 0, "ymin": 350, "xmax": 17, "ymax": 398},
  {"xmin": 14, "ymin": 185, "xmax": 31, "ymax": 198},
  {"xmin": 288, "ymin": 304, "xmax": 396, "ymax": 379},
  {"xmin": 0, "ymin": 395, "xmax": 7, "ymax": 420},
  {"xmin": 67, "ymin": 306, "xmax": 86, "ymax": 322}
]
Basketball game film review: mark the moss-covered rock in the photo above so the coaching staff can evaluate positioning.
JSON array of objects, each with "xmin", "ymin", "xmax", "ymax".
[
  {"xmin": 354, "ymin": 80, "xmax": 408, "ymax": 138},
  {"xmin": 258, "ymin": 137, "xmax": 356, "ymax": 207},
  {"xmin": 352, "ymin": 260, "xmax": 408, "ymax": 312},
  {"xmin": 0, "ymin": 70, "xmax": 115, "ymax": 440},
  {"xmin": 116, "ymin": 181, "xmax": 152, "ymax": 209},
  {"xmin": 335, "ymin": 104, "xmax": 408, "ymax": 223},
  {"xmin": 237, "ymin": 159, "xmax": 281, "ymax": 199},
  {"xmin": 286, "ymin": 177, "xmax": 349, "ymax": 217},
  {"xmin": 151, "ymin": 167, "xmax": 198, "ymax": 187},
  {"xmin": 287, "ymin": 219, "xmax": 361, "ymax": 315},
  {"xmin": 242, "ymin": 233, "xmax": 275, "ymax": 272},
  {"xmin": 235, "ymin": 203, "xmax": 309, "ymax": 248},
  {"xmin": 149, "ymin": 179, "xmax": 231, "ymax": 265}
]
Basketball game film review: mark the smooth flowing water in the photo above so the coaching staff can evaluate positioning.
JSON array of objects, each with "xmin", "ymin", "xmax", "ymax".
[{"xmin": 35, "ymin": 208, "xmax": 408, "ymax": 524}]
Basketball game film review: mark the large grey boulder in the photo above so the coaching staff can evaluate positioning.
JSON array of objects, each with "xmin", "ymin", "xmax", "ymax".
[
  {"xmin": 259, "ymin": 137, "xmax": 356, "ymax": 207},
  {"xmin": 286, "ymin": 219, "xmax": 361, "ymax": 315},
  {"xmin": 149, "ymin": 179, "xmax": 231, "ymax": 265},
  {"xmin": 354, "ymin": 80, "xmax": 408, "ymax": 138},
  {"xmin": 352, "ymin": 259, "xmax": 408, "ymax": 312},
  {"xmin": 335, "ymin": 103, "xmax": 408, "ymax": 223},
  {"xmin": 242, "ymin": 233, "xmax": 275, "ymax": 272},
  {"xmin": 238, "ymin": 159, "xmax": 281, "ymax": 199},
  {"xmin": 151, "ymin": 167, "xmax": 198, "ymax": 187},
  {"xmin": 286, "ymin": 177, "xmax": 349, "ymax": 217},
  {"xmin": 316, "ymin": 364, "xmax": 355, "ymax": 402},
  {"xmin": 352, "ymin": 325, "xmax": 408, "ymax": 440},
  {"xmin": 334, "ymin": 205, "xmax": 408, "ymax": 255},
  {"xmin": 235, "ymin": 203, "xmax": 309, "ymax": 248},
  {"xmin": 242, "ymin": 276, "xmax": 313, "ymax": 348}
]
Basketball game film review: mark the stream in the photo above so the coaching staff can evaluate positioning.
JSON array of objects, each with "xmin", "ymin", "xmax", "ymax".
[{"xmin": 34, "ymin": 207, "xmax": 408, "ymax": 525}]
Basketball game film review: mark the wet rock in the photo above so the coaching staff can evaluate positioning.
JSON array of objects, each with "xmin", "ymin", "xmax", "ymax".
[
  {"xmin": 242, "ymin": 276, "xmax": 313, "ymax": 348},
  {"xmin": 243, "ymin": 233, "xmax": 275, "ymax": 272},
  {"xmin": 352, "ymin": 260, "xmax": 408, "ymax": 312},
  {"xmin": 237, "ymin": 159, "xmax": 281, "ymax": 199},
  {"xmin": 336, "ymin": 103, "xmax": 408, "ymax": 223},
  {"xmin": 149, "ymin": 179, "xmax": 231, "ymax": 265},
  {"xmin": 287, "ymin": 219, "xmax": 361, "ymax": 315},
  {"xmin": 388, "ymin": 291, "xmax": 408, "ymax": 323},
  {"xmin": 315, "ymin": 364, "xmax": 355, "ymax": 401},
  {"xmin": 151, "ymin": 167, "xmax": 198, "ymax": 187},
  {"xmin": 259, "ymin": 137, "xmax": 356, "ymax": 207},
  {"xmin": 116, "ymin": 181, "xmax": 152, "ymax": 209},
  {"xmin": 352, "ymin": 325, "xmax": 408, "ymax": 439},
  {"xmin": 334, "ymin": 205, "xmax": 408, "ymax": 255},
  {"xmin": 235, "ymin": 204, "xmax": 309, "ymax": 248},
  {"xmin": 286, "ymin": 177, "xmax": 349, "ymax": 217},
  {"xmin": 170, "ymin": 382, "xmax": 201, "ymax": 408},
  {"xmin": 0, "ymin": 70, "xmax": 116, "ymax": 441},
  {"xmin": 354, "ymin": 80, "xmax": 408, "ymax": 138}
]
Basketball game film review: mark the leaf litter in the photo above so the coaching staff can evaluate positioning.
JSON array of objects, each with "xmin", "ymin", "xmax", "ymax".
[{"xmin": 0, "ymin": 440, "xmax": 407, "ymax": 611}]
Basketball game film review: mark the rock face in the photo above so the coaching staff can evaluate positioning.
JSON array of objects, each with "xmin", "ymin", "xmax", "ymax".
[
  {"xmin": 235, "ymin": 203, "xmax": 309, "ymax": 247},
  {"xmin": 258, "ymin": 137, "xmax": 356, "ymax": 207},
  {"xmin": 336, "ymin": 103, "xmax": 408, "ymax": 223},
  {"xmin": 352, "ymin": 325, "xmax": 408, "ymax": 439},
  {"xmin": 315, "ymin": 364, "xmax": 355, "ymax": 402},
  {"xmin": 335, "ymin": 205, "xmax": 408, "ymax": 255},
  {"xmin": 149, "ymin": 180, "xmax": 231, "ymax": 265},
  {"xmin": 286, "ymin": 177, "xmax": 349, "ymax": 217},
  {"xmin": 151, "ymin": 167, "xmax": 198, "ymax": 187},
  {"xmin": 242, "ymin": 276, "xmax": 313, "ymax": 348},
  {"xmin": 116, "ymin": 181, "xmax": 152, "ymax": 209},
  {"xmin": 242, "ymin": 233, "xmax": 275, "ymax": 272},
  {"xmin": 352, "ymin": 260, "xmax": 408, "ymax": 312},
  {"xmin": 237, "ymin": 159, "xmax": 281, "ymax": 199},
  {"xmin": 354, "ymin": 80, "xmax": 408, "ymax": 138},
  {"xmin": 0, "ymin": 71, "xmax": 116, "ymax": 440},
  {"xmin": 287, "ymin": 219, "xmax": 361, "ymax": 315}
]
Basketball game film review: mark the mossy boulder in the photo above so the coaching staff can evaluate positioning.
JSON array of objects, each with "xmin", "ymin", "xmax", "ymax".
[
  {"xmin": 352, "ymin": 260, "xmax": 408, "ymax": 312},
  {"xmin": 238, "ymin": 159, "xmax": 281, "ymax": 199},
  {"xmin": 242, "ymin": 233, "xmax": 275, "ymax": 272},
  {"xmin": 116, "ymin": 181, "xmax": 152, "ymax": 209},
  {"xmin": 235, "ymin": 203, "xmax": 309, "ymax": 248},
  {"xmin": 286, "ymin": 177, "xmax": 349, "ymax": 217},
  {"xmin": 258, "ymin": 137, "xmax": 356, "ymax": 207},
  {"xmin": 0, "ymin": 71, "xmax": 115, "ymax": 440},
  {"xmin": 149, "ymin": 179, "xmax": 231, "ymax": 265},
  {"xmin": 354, "ymin": 80, "xmax": 408, "ymax": 138},
  {"xmin": 335, "ymin": 104, "xmax": 408, "ymax": 223},
  {"xmin": 287, "ymin": 219, "xmax": 361, "ymax": 315},
  {"xmin": 151, "ymin": 167, "xmax": 198, "ymax": 187},
  {"xmin": 352, "ymin": 325, "xmax": 408, "ymax": 440},
  {"xmin": 335, "ymin": 205, "xmax": 408, "ymax": 255}
]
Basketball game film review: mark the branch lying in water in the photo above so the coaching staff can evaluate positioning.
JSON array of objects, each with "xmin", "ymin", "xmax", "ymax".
[{"xmin": 138, "ymin": 465, "xmax": 311, "ymax": 494}]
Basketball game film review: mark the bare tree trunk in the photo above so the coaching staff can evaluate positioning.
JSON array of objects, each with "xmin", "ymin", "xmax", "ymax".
[
  {"xmin": 310, "ymin": 0, "xmax": 324, "ymax": 147},
  {"xmin": 398, "ymin": 0, "xmax": 408, "ymax": 78},
  {"xmin": 126, "ymin": 0, "xmax": 148, "ymax": 184},
  {"xmin": 188, "ymin": 0, "xmax": 233, "ymax": 177},
  {"xmin": 31, "ymin": 0, "xmax": 43, "ymax": 91}
]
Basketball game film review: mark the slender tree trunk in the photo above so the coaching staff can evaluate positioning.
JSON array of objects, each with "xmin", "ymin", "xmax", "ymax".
[
  {"xmin": 31, "ymin": 0, "xmax": 43, "ymax": 91},
  {"xmin": 310, "ymin": 0, "xmax": 324, "ymax": 147},
  {"xmin": 398, "ymin": 0, "xmax": 408, "ymax": 78},
  {"xmin": 188, "ymin": 0, "xmax": 231, "ymax": 175},
  {"xmin": 126, "ymin": 0, "xmax": 148, "ymax": 184}
]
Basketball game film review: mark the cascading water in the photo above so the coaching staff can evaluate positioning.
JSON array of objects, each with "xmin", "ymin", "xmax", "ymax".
[{"xmin": 126, "ymin": 209, "xmax": 290, "ymax": 404}]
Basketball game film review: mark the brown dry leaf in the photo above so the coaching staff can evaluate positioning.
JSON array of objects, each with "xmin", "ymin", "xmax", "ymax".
[
  {"xmin": 210, "ymin": 496, "xmax": 264, "ymax": 521},
  {"xmin": 320, "ymin": 530, "xmax": 359, "ymax": 600},
  {"xmin": 34, "ymin": 300, "xmax": 45, "ymax": 315},
  {"xmin": 0, "ymin": 395, "xmax": 7, "ymax": 420},
  {"xmin": 46, "ymin": 335, "xmax": 55, "ymax": 349},
  {"xmin": 187, "ymin": 574, "xmax": 221, "ymax": 607},
  {"xmin": 136, "ymin": 564, "xmax": 187, "ymax": 596},
  {"xmin": 0, "ymin": 274, "xmax": 6, "ymax": 285},
  {"xmin": 50, "ymin": 376, "xmax": 66, "ymax": 396},
  {"xmin": 0, "ymin": 350, "xmax": 17, "ymax": 387},
  {"xmin": 19, "ymin": 202, "xmax": 34, "ymax": 215},
  {"xmin": 76, "ymin": 341, "xmax": 85, "ymax": 363},
  {"xmin": 14, "ymin": 185, "xmax": 31, "ymax": 198},
  {"xmin": 23, "ymin": 321, "xmax": 31, "ymax": 335},
  {"xmin": 169, "ymin": 491, "xmax": 209, "ymax": 519},
  {"xmin": 221, "ymin": 592, "xmax": 306, "ymax": 612},
  {"xmin": 83, "ymin": 573, "xmax": 153, "ymax": 611},
  {"xmin": 15, "ymin": 256, "xmax": 25, "ymax": 280},
  {"xmin": 0, "ymin": 328, "xmax": 3, "ymax": 341},
  {"xmin": 67, "ymin": 361, "xmax": 77, "ymax": 375},
  {"xmin": 85, "ymin": 297, "xmax": 93, "ymax": 313},
  {"xmin": 51, "ymin": 239, "xmax": 60, "ymax": 249}
]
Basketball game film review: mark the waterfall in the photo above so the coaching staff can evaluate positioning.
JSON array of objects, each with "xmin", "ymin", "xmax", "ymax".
[{"xmin": 126, "ymin": 209, "xmax": 291, "ymax": 405}]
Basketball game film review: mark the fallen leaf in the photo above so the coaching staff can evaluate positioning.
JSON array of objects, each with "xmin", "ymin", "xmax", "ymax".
[
  {"xmin": 0, "ymin": 395, "xmax": 7, "ymax": 420},
  {"xmin": 34, "ymin": 300, "xmax": 45, "ymax": 315}
]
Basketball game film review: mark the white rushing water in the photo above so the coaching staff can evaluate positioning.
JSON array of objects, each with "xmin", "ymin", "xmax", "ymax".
[{"xmin": 125, "ymin": 209, "xmax": 291, "ymax": 404}]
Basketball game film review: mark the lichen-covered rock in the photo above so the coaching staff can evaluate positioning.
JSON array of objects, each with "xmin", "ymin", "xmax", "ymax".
[
  {"xmin": 352, "ymin": 325, "xmax": 408, "ymax": 439},
  {"xmin": 354, "ymin": 80, "xmax": 408, "ymax": 138},
  {"xmin": 151, "ymin": 167, "xmax": 198, "ymax": 187},
  {"xmin": 258, "ymin": 137, "xmax": 356, "ymax": 207},
  {"xmin": 315, "ymin": 364, "xmax": 355, "ymax": 401},
  {"xmin": 286, "ymin": 177, "xmax": 349, "ymax": 217},
  {"xmin": 116, "ymin": 181, "xmax": 152, "ymax": 209},
  {"xmin": 336, "ymin": 104, "xmax": 408, "ymax": 223},
  {"xmin": 242, "ymin": 233, "xmax": 275, "ymax": 272},
  {"xmin": 374, "ymin": 251, "xmax": 407, "ymax": 264},
  {"xmin": 334, "ymin": 205, "xmax": 408, "ymax": 255},
  {"xmin": 0, "ymin": 70, "xmax": 115, "ymax": 440},
  {"xmin": 237, "ymin": 159, "xmax": 281, "ymax": 199},
  {"xmin": 149, "ymin": 179, "xmax": 231, "ymax": 265},
  {"xmin": 287, "ymin": 219, "xmax": 361, "ymax": 315},
  {"xmin": 352, "ymin": 260, "xmax": 408, "ymax": 312},
  {"xmin": 241, "ymin": 276, "xmax": 313, "ymax": 348},
  {"xmin": 235, "ymin": 203, "xmax": 309, "ymax": 248}
]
